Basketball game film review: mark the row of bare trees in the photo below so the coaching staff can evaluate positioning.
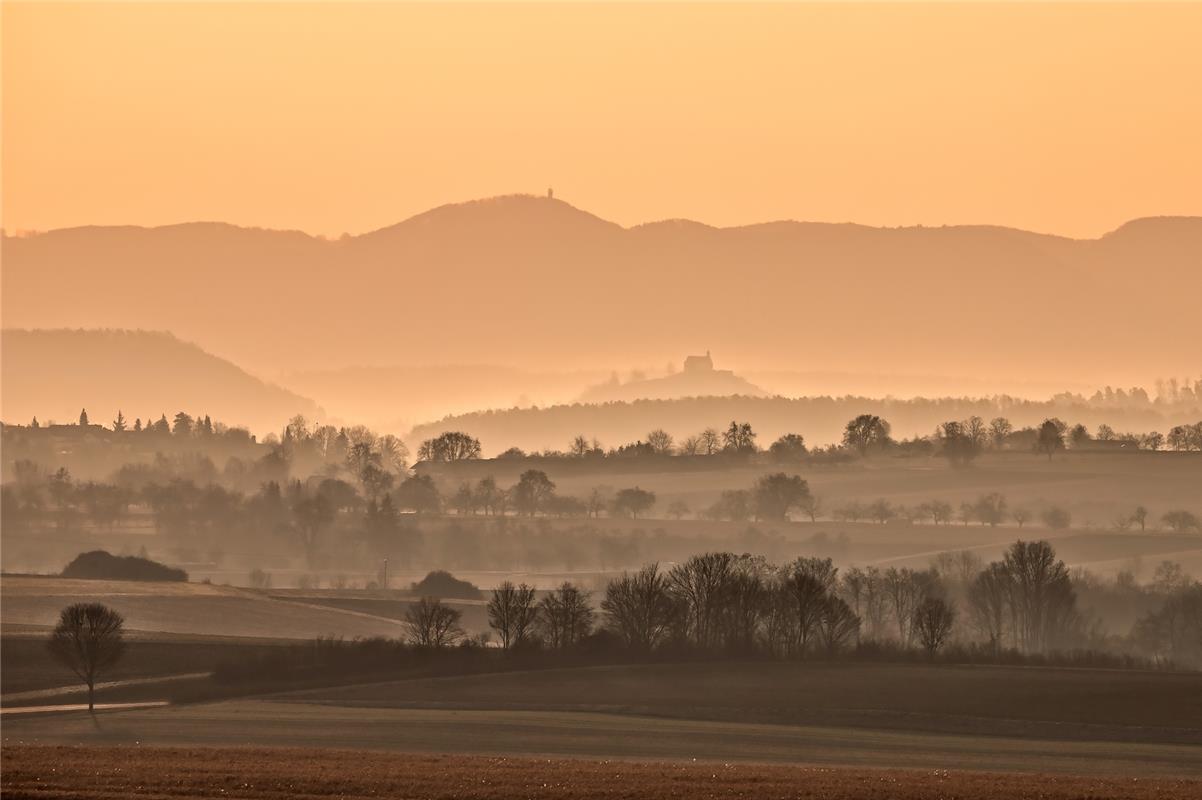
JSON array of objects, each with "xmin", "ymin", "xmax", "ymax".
[{"xmin": 468, "ymin": 541, "xmax": 1084, "ymax": 658}]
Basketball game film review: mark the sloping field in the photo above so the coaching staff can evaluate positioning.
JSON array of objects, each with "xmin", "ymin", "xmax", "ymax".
[
  {"xmin": 3, "ymin": 701, "xmax": 1200, "ymax": 777},
  {"xmin": 1, "ymin": 634, "xmax": 287, "ymax": 696},
  {"xmin": 290, "ymin": 661, "xmax": 1202, "ymax": 744},
  {"xmin": 5, "ymin": 746, "xmax": 1201, "ymax": 799},
  {"xmin": 0, "ymin": 576, "xmax": 408, "ymax": 640}
]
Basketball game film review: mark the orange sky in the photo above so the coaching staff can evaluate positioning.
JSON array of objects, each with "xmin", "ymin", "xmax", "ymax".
[{"xmin": 4, "ymin": 2, "xmax": 1201, "ymax": 238}]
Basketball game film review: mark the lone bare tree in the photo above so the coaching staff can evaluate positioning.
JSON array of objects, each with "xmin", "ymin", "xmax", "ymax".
[
  {"xmin": 47, "ymin": 603, "xmax": 126, "ymax": 711},
  {"xmin": 912, "ymin": 596, "xmax": 956, "ymax": 658},
  {"xmin": 403, "ymin": 597, "xmax": 464, "ymax": 648},
  {"xmin": 487, "ymin": 581, "xmax": 538, "ymax": 650}
]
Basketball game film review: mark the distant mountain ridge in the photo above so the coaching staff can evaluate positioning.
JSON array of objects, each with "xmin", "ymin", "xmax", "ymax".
[{"xmin": 3, "ymin": 196, "xmax": 1200, "ymax": 385}]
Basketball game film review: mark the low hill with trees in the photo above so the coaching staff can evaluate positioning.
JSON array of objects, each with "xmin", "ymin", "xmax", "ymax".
[{"xmin": 62, "ymin": 550, "xmax": 188, "ymax": 582}]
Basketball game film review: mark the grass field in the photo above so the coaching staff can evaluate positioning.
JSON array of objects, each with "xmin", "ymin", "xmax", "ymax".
[
  {"xmin": 4, "ymin": 747, "xmax": 1201, "ymax": 800},
  {"xmin": 289, "ymin": 661, "xmax": 1202, "ymax": 744}
]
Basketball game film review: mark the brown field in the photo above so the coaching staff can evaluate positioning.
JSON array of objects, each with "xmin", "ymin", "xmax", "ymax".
[
  {"xmin": 4, "ymin": 661, "xmax": 1200, "ymax": 777},
  {"xmin": 4, "ymin": 746, "xmax": 1201, "ymax": 799},
  {"xmin": 0, "ymin": 633, "xmax": 287, "ymax": 696},
  {"xmin": 0, "ymin": 576, "xmax": 484, "ymax": 641},
  {"xmin": 288, "ymin": 660, "xmax": 1202, "ymax": 744}
]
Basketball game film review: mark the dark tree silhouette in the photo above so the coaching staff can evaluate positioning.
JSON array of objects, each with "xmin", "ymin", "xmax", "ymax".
[
  {"xmin": 842, "ymin": 414, "xmax": 891, "ymax": 455},
  {"xmin": 752, "ymin": 473, "xmax": 811, "ymax": 521},
  {"xmin": 601, "ymin": 563, "xmax": 677, "ymax": 651},
  {"xmin": 487, "ymin": 581, "xmax": 538, "ymax": 650},
  {"xmin": 47, "ymin": 603, "xmax": 126, "ymax": 711},
  {"xmin": 538, "ymin": 582, "xmax": 594, "ymax": 649},
  {"xmin": 512, "ymin": 470, "xmax": 555, "ymax": 516},
  {"xmin": 768, "ymin": 433, "xmax": 807, "ymax": 462},
  {"xmin": 611, "ymin": 486, "xmax": 656, "ymax": 518},
  {"xmin": 402, "ymin": 597, "xmax": 464, "ymax": 648},
  {"xmin": 395, "ymin": 474, "xmax": 441, "ymax": 514},
  {"xmin": 913, "ymin": 596, "xmax": 956, "ymax": 657},
  {"xmin": 937, "ymin": 420, "xmax": 982, "ymax": 466},
  {"xmin": 1035, "ymin": 418, "xmax": 1066, "ymax": 459},
  {"xmin": 418, "ymin": 431, "xmax": 482, "ymax": 462}
]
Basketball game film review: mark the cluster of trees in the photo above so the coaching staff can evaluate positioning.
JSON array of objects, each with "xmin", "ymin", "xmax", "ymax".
[
  {"xmin": 408, "ymin": 540, "xmax": 1118, "ymax": 661},
  {"xmin": 8, "ymin": 456, "xmax": 1198, "ymax": 579},
  {"xmin": 422, "ymin": 416, "xmax": 1202, "ymax": 467}
]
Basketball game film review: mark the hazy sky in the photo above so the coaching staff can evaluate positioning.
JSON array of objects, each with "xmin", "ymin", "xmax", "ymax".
[{"xmin": 4, "ymin": 2, "xmax": 1201, "ymax": 238}]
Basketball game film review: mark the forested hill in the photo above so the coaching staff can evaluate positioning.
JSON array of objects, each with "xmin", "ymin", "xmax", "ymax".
[{"xmin": 407, "ymin": 394, "xmax": 1201, "ymax": 456}]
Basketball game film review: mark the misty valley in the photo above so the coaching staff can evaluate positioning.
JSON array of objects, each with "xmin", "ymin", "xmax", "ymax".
[{"xmin": 4, "ymin": 1, "xmax": 1202, "ymax": 795}]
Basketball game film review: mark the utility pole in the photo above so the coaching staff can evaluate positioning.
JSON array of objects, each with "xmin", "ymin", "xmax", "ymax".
[{"xmin": 382, "ymin": 558, "xmax": 388, "ymax": 591}]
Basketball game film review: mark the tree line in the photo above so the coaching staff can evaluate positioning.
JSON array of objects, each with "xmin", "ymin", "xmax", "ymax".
[{"xmin": 402, "ymin": 539, "xmax": 1202, "ymax": 667}]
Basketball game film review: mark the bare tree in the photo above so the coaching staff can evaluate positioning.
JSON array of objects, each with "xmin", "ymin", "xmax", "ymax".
[
  {"xmin": 967, "ymin": 563, "xmax": 1009, "ymax": 655},
  {"xmin": 666, "ymin": 499, "xmax": 690, "ymax": 519},
  {"xmin": 602, "ymin": 564, "xmax": 677, "ymax": 651},
  {"xmin": 290, "ymin": 490, "xmax": 334, "ymax": 569},
  {"xmin": 669, "ymin": 552, "xmax": 736, "ymax": 648},
  {"xmin": 1035, "ymin": 419, "xmax": 1066, "ymax": 459},
  {"xmin": 487, "ymin": 582, "xmax": 538, "ymax": 650},
  {"xmin": 646, "ymin": 429, "xmax": 675, "ymax": 455},
  {"xmin": 611, "ymin": 486, "xmax": 656, "ymax": 519},
  {"xmin": 842, "ymin": 414, "xmax": 891, "ymax": 455},
  {"xmin": 912, "ymin": 596, "xmax": 956, "ymax": 657},
  {"xmin": 797, "ymin": 493, "xmax": 823, "ymax": 522},
  {"xmin": 781, "ymin": 568, "xmax": 827, "ymax": 655},
  {"xmin": 403, "ymin": 597, "xmax": 464, "ymax": 648},
  {"xmin": 883, "ymin": 567, "xmax": 923, "ymax": 644},
  {"xmin": 752, "ymin": 473, "xmax": 811, "ymax": 521},
  {"xmin": 475, "ymin": 476, "xmax": 501, "ymax": 515},
  {"xmin": 418, "ymin": 431, "xmax": 482, "ymax": 462},
  {"xmin": 47, "ymin": 603, "xmax": 126, "ymax": 711},
  {"xmin": 538, "ymin": 582, "xmax": 594, "ymax": 649},
  {"xmin": 817, "ymin": 596, "xmax": 861, "ymax": 656},
  {"xmin": 1002, "ymin": 540, "xmax": 1079, "ymax": 653},
  {"xmin": 698, "ymin": 428, "xmax": 721, "ymax": 455},
  {"xmin": 989, "ymin": 417, "xmax": 1013, "ymax": 449}
]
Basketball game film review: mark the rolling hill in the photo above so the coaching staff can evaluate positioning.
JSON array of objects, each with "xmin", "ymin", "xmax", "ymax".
[
  {"xmin": 0, "ymin": 329, "xmax": 318, "ymax": 435},
  {"xmin": 3, "ymin": 196, "xmax": 1199, "ymax": 388}
]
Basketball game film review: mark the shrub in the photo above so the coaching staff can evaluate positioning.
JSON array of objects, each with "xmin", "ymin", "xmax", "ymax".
[
  {"xmin": 411, "ymin": 570, "xmax": 482, "ymax": 600},
  {"xmin": 62, "ymin": 550, "xmax": 187, "ymax": 582}
]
